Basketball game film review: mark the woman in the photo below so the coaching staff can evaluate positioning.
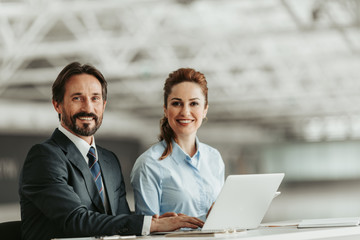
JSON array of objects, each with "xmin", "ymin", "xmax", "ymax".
[{"xmin": 130, "ymin": 68, "xmax": 225, "ymax": 220}]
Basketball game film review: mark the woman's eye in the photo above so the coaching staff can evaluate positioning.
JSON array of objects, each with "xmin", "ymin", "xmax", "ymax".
[{"xmin": 190, "ymin": 102, "xmax": 199, "ymax": 106}]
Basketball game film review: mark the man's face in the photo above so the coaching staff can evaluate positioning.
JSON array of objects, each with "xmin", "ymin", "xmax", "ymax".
[{"xmin": 53, "ymin": 74, "xmax": 106, "ymax": 140}]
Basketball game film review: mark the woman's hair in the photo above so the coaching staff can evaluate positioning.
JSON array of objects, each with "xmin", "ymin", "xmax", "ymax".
[{"xmin": 159, "ymin": 68, "xmax": 208, "ymax": 160}]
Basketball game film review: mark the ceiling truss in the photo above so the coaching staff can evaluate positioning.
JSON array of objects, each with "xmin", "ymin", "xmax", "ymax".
[{"xmin": 0, "ymin": 0, "xmax": 359, "ymax": 143}]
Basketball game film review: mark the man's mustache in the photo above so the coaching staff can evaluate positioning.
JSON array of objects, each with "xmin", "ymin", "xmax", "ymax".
[{"xmin": 73, "ymin": 112, "xmax": 98, "ymax": 121}]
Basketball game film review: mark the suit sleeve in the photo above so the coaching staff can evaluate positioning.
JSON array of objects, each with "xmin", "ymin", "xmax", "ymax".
[{"xmin": 20, "ymin": 143, "xmax": 144, "ymax": 238}]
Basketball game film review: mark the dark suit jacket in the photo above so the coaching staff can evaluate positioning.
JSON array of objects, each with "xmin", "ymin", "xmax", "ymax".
[{"xmin": 19, "ymin": 129, "xmax": 144, "ymax": 240}]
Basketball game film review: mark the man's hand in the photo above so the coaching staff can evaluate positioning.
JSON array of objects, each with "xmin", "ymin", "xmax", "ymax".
[{"xmin": 150, "ymin": 213, "xmax": 204, "ymax": 232}]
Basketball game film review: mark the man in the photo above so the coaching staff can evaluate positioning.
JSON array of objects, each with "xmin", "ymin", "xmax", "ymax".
[{"xmin": 19, "ymin": 62, "xmax": 203, "ymax": 240}]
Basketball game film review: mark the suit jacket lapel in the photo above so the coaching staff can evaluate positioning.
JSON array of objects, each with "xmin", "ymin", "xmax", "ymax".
[
  {"xmin": 97, "ymin": 148, "xmax": 116, "ymax": 215},
  {"xmin": 51, "ymin": 129, "xmax": 106, "ymax": 213}
]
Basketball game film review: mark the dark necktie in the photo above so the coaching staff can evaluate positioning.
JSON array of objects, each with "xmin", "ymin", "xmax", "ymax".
[{"xmin": 87, "ymin": 146, "xmax": 104, "ymax": 203}]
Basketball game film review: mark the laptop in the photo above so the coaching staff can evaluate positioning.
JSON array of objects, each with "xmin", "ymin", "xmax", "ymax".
[
  {"xmin": 156, "ymin": 173, "xmax": 284, "ymax": 236},
  {"xmin": 202, "ymin": 173, "xmax": 284, "ymax": 232}
]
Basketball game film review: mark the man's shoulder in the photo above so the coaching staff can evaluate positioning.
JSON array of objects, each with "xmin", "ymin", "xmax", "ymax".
[
  {"xmin": 29, "ymin": 135, "xmax": 61, "ymax": 153},
  {"xmin": 95, "ymin": 144, "xmax": 114, "ymax": 155},
  {"xmin": 26, "ymin": 129, "xmax": 76, "ymax": 159},
  {"xmin": 37, "ymin": 128, "xmax": 70, "ymax": 149},
  {"xmin": 95, "ymin": 144, "xmax": 119, "ymax": 162}
]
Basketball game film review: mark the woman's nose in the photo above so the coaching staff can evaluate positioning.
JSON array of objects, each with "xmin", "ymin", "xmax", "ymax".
[{"xmin": 180, "ymin": 105, "xmax": 190, "ymax": 116}]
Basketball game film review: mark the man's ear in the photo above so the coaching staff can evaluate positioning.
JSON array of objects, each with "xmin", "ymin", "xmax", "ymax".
[{"xmin": 52, "ymin": 100, "xmax": 62, "ymax": 114}]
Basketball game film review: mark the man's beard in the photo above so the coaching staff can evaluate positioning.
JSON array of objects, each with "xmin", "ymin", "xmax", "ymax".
[{"xmin": 62, "ymin": 111, "xmax": 102, "ymax": 136}]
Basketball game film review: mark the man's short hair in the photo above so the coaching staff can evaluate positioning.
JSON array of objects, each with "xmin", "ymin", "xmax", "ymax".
[{"xmin": 52, "ymin": 62, "xmax": 108, "ymax": 104}]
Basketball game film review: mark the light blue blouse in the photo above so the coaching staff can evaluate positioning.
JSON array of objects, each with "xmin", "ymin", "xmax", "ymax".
[{"xmin": 130, "ymin": 138, "xmax": 225, "ymax": 220}]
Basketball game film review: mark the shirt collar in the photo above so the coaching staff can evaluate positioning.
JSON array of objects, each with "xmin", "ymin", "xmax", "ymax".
[
  {"xmin": 58, "ymin": 124, "xmax": 97, "ymax": 163},
  {"xmin": 170, "ymin": 137, "xmax": 200, "ymax": 167}
]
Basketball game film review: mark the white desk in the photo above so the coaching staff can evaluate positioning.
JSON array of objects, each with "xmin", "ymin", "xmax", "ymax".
[
  {"xmin": 54, "ymin": 225, "xmax": 360, "ymax": 240},
  {"xmin": 143, "ymin": 225, "xmax": 360, "ymax": 240}
]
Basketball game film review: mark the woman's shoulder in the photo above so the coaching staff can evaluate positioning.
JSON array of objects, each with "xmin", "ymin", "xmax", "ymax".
[
  {"xmin": 136, "ymin": 141, "xmax": 166, "ymax": 164},
  {"xmin": 198, "ymin": 141, "xmax": 221, "ymax": 155},
  {"xmin": 198, "ymin": 141, "xmax": 225, "ymax": 170}
]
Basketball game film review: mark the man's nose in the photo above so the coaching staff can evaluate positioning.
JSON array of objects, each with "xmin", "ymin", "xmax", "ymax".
[{"xmin": 81, "ymin": 98, "xmax": 94, "ymax": 112}]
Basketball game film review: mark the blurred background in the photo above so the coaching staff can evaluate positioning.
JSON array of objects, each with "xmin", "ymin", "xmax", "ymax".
[{"xmin": 1, "ymin": 0, "xmax": 360, "ymax": 223}]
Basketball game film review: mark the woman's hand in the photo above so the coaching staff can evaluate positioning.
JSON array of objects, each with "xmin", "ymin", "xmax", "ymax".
[
  {"xmin": 153, "ymin": 212, "xmax": 178, "ymax": 219},
  {"xmin": 206, "ymin": 202, "xmax": 215, "ymax": 218}
]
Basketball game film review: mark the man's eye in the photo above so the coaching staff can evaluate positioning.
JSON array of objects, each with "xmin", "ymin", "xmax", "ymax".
[
  {"xmin": 73, "ymin": 97, "xmax": 81, "ymax": 101},
  {"xmin": 171, "ymin": 102, "xmax": 181, "ymax": 106}
]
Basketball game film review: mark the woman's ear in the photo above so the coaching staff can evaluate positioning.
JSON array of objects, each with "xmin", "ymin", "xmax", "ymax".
[
  {"xmin": 163, "ymin": 105, "xmax": 167, "ymax": 118},
  {"xmin": 203, "ymin": 104, "xmax": 209, "ymax": 118}
]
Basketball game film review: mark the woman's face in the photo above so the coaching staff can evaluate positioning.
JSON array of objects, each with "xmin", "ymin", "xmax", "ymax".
[{"xmin": 164, "ymin": 81, "xmax": 208, "ymax": 139}]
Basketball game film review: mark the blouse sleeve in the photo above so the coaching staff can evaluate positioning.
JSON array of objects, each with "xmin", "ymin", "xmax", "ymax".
[{"xmin": 130, "ymin": 153, "xmax": 162, "ymax": 216}]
